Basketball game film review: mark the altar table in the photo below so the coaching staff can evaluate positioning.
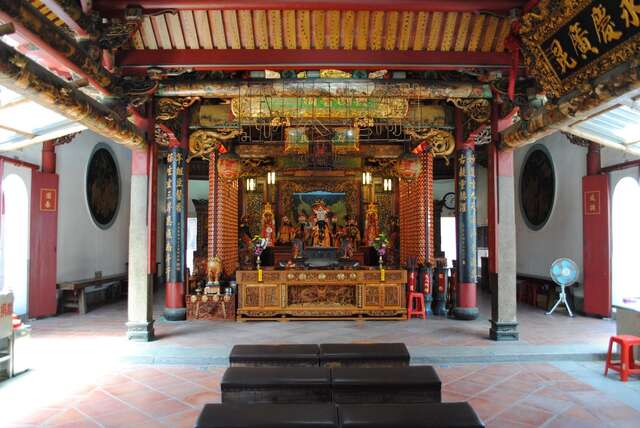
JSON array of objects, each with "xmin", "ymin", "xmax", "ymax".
[{"xmin": 236, "ymin": 269, "xmax": 407, "ymax": 321}]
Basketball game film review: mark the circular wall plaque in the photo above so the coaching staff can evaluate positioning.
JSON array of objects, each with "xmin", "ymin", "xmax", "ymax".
[
  {"xmin": 520, "ymin": 145, "xmax": 555, "ymax": 230},
  {"xmin": 86, "ymin": 144, "xmax": 120, "ymax": 229}
]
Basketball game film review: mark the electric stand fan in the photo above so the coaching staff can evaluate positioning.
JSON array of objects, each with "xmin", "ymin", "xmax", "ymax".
[{"xmin": 546, "ymin": 258, "xmax": 578, "ymax": 317}]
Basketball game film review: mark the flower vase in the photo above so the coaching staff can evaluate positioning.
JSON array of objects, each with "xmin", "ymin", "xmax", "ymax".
[
  {"xmin": 256, "ymin": 255, "xmax": 262, "ymax": 282},
  {"xmin": 378, "ymin": 254, "xmax": 385, "ymax": 282}
]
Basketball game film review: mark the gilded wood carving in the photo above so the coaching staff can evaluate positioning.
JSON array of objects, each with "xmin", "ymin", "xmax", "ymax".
[{"xmin": 520, "ymin": 0, "xmax": 640, "ymax": 98}]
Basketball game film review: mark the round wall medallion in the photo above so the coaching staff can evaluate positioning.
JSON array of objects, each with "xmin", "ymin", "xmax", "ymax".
[
  {"xmin": 520, "ymin": 145, "xmax": 555, "ymax": 230},
  {"xmin": 86, "ymin": 144, "xmax": 120, "ymax": 229}
]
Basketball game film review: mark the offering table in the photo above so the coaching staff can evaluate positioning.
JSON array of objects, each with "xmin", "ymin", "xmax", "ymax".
[{"xmin": 236, "ymin": 269, "xmax": 407, "ymax": 321}]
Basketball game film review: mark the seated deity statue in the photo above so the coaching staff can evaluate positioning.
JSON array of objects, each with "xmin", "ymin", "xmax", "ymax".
[
  {"xmin": 277, "ymin": 215, "xmax": 296, "ymax": 245},
  {"xmin": 311, "ymin": 220, "xmax": 332, "ymax": 247}
]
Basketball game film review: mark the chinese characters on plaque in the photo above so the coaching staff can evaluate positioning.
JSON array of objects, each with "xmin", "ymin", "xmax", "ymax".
[
  {"xmin": 542, "ymin": 1, "xmax": 639, "ymax": 81},
  {"xmin": 584, "ymin": 190, "xmax": 601, "ymax": 215},
  {"xmin": 39, "ymin": 188, "xmax": 57, "ymax": 212}
]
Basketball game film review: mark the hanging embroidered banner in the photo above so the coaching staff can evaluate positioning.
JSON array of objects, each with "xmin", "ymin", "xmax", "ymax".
[{"xmin": 520, "ymin": 0, "xmax": 640, "ymax": 98}]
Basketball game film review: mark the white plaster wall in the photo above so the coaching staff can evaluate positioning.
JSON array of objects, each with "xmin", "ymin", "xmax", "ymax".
[
  {"xmin": 55, "ymin": 131, "xmax": 131, "ymax": 282},
  {"xmin": 514, "ymin": 133, "xmax": 586, "ymax": 281}
]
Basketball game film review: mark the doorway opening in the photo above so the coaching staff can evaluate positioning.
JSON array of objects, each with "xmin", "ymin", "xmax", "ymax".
[
  {"xmin": 612, "ymin": 176, "xmax": 640, "ymax": 307},
  {"xmin": 1, "ymin": 171, "xmax": 30, "ymax": 316}
]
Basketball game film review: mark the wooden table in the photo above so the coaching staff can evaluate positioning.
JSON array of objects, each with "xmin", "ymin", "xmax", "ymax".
[
  {"xmin": 236, "ymin": 269, "xmax": 407, "ymax": 321},
  {"xmin": 57, "ymin": 273, "xmax": 127, "ymax": 314},
  {"xmin": 186, "ymin": 294, "xmax": 236, "ymax": 320}
]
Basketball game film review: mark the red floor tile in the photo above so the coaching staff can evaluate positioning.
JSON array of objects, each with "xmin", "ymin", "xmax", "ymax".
[{"xmin": 494, "ymin": 403, "xmax": 555, "ymax": 426}]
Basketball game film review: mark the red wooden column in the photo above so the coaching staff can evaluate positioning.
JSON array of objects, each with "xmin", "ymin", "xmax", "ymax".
[
  {"xmin": 582, "ymin": 143, "xmax": 611, "ymax": 317},
  {"xmin": 453, "ymin": 108, "xmax": 479, "ymax": 320}
]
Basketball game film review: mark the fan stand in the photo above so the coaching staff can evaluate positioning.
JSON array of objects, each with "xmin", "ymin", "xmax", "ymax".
[{"xmin": 546, "ymin": 284, "xmax": 574, "ymax": 317}]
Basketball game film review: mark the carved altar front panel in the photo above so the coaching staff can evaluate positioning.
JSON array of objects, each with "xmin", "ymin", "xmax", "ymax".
[{"xmin": 236, "ymin": 269, "xmax": 406, "ymax": 320}]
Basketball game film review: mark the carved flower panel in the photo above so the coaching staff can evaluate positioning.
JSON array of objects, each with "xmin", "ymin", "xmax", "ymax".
[
  {"xmin": 262, "ymin": 285, "xmax": 280, "ymax": 307},
  {"xmin": 244, "ymin": 286, "xmax": 260, "ymax": 307},
  {"xmin": 384, "ymin": 285, "xmax": 401, "ymax": 307},
  {"xmin": 364, "ymin": 285, "xmax": 381, "ymax": 307}
]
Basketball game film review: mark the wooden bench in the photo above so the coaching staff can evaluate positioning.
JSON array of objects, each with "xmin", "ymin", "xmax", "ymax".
[
  {"xmin": 319, "ymin": 343, "xmax": 410, "ymax": 367},
  {"xmin": 197, "ymin": 403, "xmax": 338, "ymax": 428},
  {"xmin": 339, "ymin": 403, "xmax": 484, "ymax": 428},
  {"xmin": 230, "ymin": 344, "xmax": 320, "ymax": 367},
  {"xmin": 57, "ymin": 272, "xmax": 127, "ymax": 314},
  {"xmin": 221, "ymin": 367, "xmax": 332, "ymax": 404},
  {"xmin": 331, "ymin": 366, "xmax": 441, "ymax": 404},
  {"xmin": 195, "ymin": 403, "xmax": 484, "ymax": 428}
]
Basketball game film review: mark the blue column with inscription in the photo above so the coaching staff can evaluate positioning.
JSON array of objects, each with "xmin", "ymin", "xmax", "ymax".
[
  {"xmin": 453, "ymin": 108, "xmax": 479, "ymax": 320},
  {"xmin": 164, "ymin": 145, "xmax": 187, "ymax": 321}
]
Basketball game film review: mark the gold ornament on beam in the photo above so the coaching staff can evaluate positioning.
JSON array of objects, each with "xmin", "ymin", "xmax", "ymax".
[
  {"xmin": 353, "ymin": 117, "xmax": 374, "ymax": 128},
  {"xmin": 447, "ymin": 98, "xmax": 491, "ymax": 123},
  {"xmin": 404, "ymin": 128, "xmax": 455, "ymax": 163},
  {"xmin": 156, "ymin": 97, "xmax": 200, "ymax": 121},
  {"xmin": 187, "ymin": 129, "xmax": 243, "ymax": 162}
]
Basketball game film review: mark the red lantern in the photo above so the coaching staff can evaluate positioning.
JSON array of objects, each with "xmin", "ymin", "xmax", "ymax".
[
  {"xmin": 218, "ymin": 151, "xmax": 242, "ymax": 180},
  {"xmin": 396, "ymin": 152, "xmax": 422, "ymax": 181}
]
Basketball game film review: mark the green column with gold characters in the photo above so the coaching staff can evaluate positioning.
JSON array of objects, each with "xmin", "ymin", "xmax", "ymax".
[
  {"xmin": 453, "ymin": 136, "xmax": 479, "ymax": 320},
  {"xmin": 164, "ymin": 145, "xmax": 187, "ymax": 321}
]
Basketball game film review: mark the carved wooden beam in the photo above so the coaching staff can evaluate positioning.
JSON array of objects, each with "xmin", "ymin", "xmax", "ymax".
[
  {"xmin": 0, "ymin": 0, "xmax": 115, "ymax": 95},
  {"xmin": 0, "ymin": 41, "xmax": 145, "ymax": 148},
  {"xmin": 234, "ymin": 143, "xmax": 405, "ymax": 159},
  {"xmin": 39, "ymin": 0, "xmax": 95, "ymax": 39},
  {"xmin": 187, "ymin": 129, "xmax": 243, "ymax": 162},
  {"xmin": 157, "ymin": 79, "xmax": 492, "ymax": 99},
  {"xmin": 501, "ymin": 63, "xmax": 640, "ymax": 154}
]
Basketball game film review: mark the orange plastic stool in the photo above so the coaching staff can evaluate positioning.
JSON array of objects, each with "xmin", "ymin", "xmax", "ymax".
[
  {"xmin": 408, "ymin": 292, "xmax": 426, "ymax": 319},
  {"xmin": 604, "ymin": 335, "xmax": 640, "ymax": 381}
]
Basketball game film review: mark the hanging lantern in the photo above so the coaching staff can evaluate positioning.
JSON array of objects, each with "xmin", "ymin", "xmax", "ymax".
[
  {"xmin": 218, "ymin": 151, "xmax": 242, "ymax": 180},
  {"xmin": 396, "ymin": 152, "xmax": 422, "ymax": 181}
]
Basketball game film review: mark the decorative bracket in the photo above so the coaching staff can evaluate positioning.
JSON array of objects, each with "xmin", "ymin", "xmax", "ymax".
[
  {"xmin": 447, "ymin": 98, "xmax": 491, "ymax": 123},
  {"xmin": 187, "ymin": 129, "xmax": 243, "ymax": 162},
  {"xmin": 156, "ymin": 97, "xmax": 200, "ymax": 121},
  {"xmin": 404, "ymin": 128, "xmax": 455, "ymax": 163}
]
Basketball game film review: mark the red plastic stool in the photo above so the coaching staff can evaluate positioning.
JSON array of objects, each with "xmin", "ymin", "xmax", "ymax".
[
  {"xmin": 408, "ymin": 292, "xmax": 426, "ymax": 319},
  {"xmin": 604, "ymin": 335, "xmax": 640, "ymax": 381}
]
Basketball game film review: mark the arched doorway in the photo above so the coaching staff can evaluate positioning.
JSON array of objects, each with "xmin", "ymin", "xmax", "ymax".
[
  {"xmin": 1, "ymin": 169, "xmax": 31, "ymax": 316},
  {"xmin": 612, "ymin": 176, "xmax": 640, "ymax": 307}
]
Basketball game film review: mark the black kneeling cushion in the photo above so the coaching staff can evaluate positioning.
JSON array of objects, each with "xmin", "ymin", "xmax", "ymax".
[
  {"xmin": 229, "ymin": 344, "xmax": 320, "ymax": 367},
  {"xmin": 319, "ymin": 343, "xmax": 410, "ymax": 367},
  {"xmin": 196, "ymin": 403, "xmax": 338, "ymax": 428},
  {"xmin": 331, "ymin": 366, "xmax": 441, "ymax": 404},
  {"xmin": 339, "ymin": 403, "xmax": 484, "ymax": 428},
  {"xmin": 221, "ymin": 367, "xmax": 332, "ymax": 403}
]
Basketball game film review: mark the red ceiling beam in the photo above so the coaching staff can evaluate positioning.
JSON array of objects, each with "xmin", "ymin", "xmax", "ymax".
[
  {"xmin": 95, "ymin": 0, "xmax": 525, "ymax": 13},
  {"xmin": 118, "ymin": 49, "xmax": 514, "ymax": 72},
  {"xmin": 39, "ymin": 0, "xmax": 89, "ymax": 38}
]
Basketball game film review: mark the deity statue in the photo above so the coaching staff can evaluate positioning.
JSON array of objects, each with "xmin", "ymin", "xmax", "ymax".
[
  {"xmin": 238, "ymin": 215, "xmax": 253, "ymax": 267},
  {"xmin": 261, "ymin": 202, "xmax": 275, "ymax": 247},
  {"xmin": 292, "ymin": 211, "xmax": 308, "ymax": 259},
  {"xmin": 329, "ymin": 212, "xmax": 340, "ymax": 247},
  {"xmin": 387, "ymin": 215, "xmax": 400, "ymax": 266},
  {"xmin": 364, "ymin": 203, "xmax": 379, "ymax": 247},
  {"xmin": 207, "ymin": 256, "xmax": 222, "ymax": 285},
  {"xmin": 277, "ymin": 215, "xmax": 296, "ymax": 245},
  {"xmin": 310, "ymin": 200, "xmax": 332, "ymax": 247},
  {"xmin": 347, "ymin": 216, "xmax": 361, "ymax": 250}
]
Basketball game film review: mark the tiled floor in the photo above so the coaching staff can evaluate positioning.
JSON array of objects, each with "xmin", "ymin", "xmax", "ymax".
[
  {"xmin": 1, "ymin": 292, "xmax": 637, "ymax": 427},
  {"xmin": 2, "ymin": 362, "xmax": 640, "ymax": 427}
]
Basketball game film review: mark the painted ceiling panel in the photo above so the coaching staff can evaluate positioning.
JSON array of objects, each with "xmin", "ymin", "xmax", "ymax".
[{"xmin": 129, "ymin": 9, "xmax": 512, "ymax": 54}]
